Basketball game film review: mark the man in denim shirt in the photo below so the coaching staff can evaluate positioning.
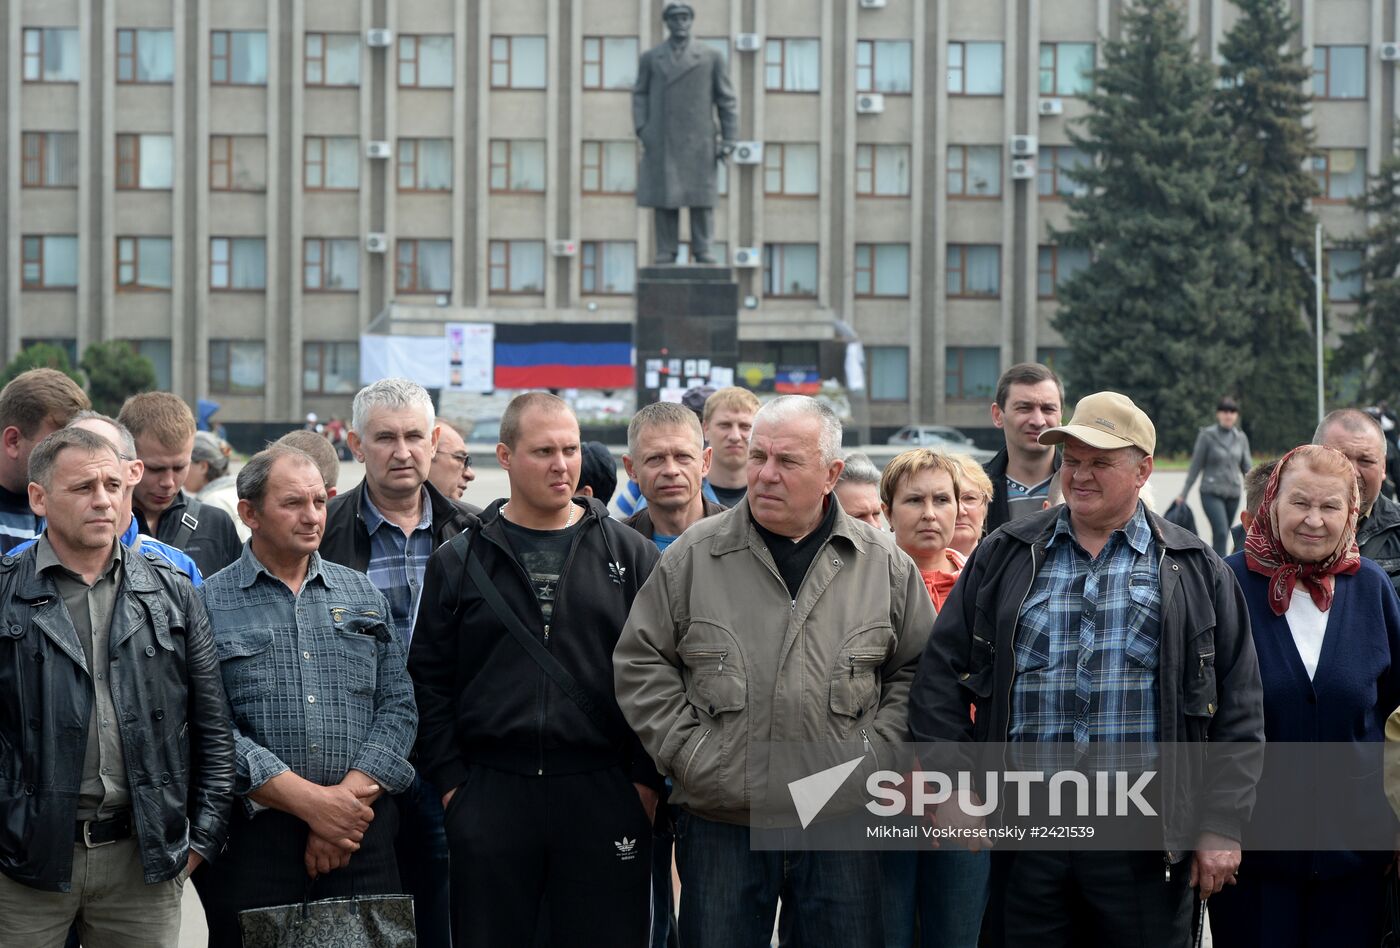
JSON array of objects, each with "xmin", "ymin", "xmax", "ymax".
[{"xmin": 194, "ymin": 446, "xmax": 417, "ymax": 948}]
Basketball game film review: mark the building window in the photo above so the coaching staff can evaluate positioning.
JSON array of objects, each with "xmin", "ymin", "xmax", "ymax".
[
  {"xmin": 209, "ymin": 341, "xmax": 265, "ymax": 395},
  {"xmin": 947, "ymin": 41, "xmax": 1003, "ymax": 95},
  {"xmin": 211, "ymin": 31, "xmax": 268, "ymax": 85},
  {"xmin": 22, "ymin": 236, "xmax": 79, "ymax": 289},
  {"xmin": 487, "ymin": 240, "xmax": 545, "ymax": 294},
  {"xmin": 115, "ymin": 134, "xmax": 174, "ymax": 190},
  {"xmin": 1039, "ymin": 42, "xmax": 1094, "ymax": 96},
  {"xmin": 581, "ymin": 242, "xmax": 637, "ymax": 295},
  {"xmin": 948, "ymin": 145, "xmax": 1002, "ymax": 198},
  {"xmin": 398, "ymin": 138, "xmax": 453, "ymax": 191},
  {"xmin": 116, "ymin": 29, "xmax": 174, "ymax": 83},
  {"xmin": 583, "ymin": 37, "xmax": 638, "ymax": 90},
  {"xmin": 488, "ymin": 140, "xmax": 546, "ymax": 192},
  {"xmin": 23, "ymin": 29, "xmax": 80, "ymax": 82},
  {"xmin": 765, "ymin": 38, "xmax": 820, "ymax": 92},
  {"xmin": 116, "ymin": 237, "xmax": 172, "ymax": 291},
  {"xmin": 763, "ymin": 143, "xmax": 819, "ymax": 196},
  {"xmin": 398, "ymin": 34, "xmax": 453, "ymax": 88},
  {"xmin": 303, "ymin": 341, "xmax": 360, "ymax": 395},
  {"xmin": 1327, "ymin": 248, "xmax": 1363, "ymax": 302},
  {"xmin": 854, "ymin": 244, "xmax": 910, "ymax": 298},
  {"xmin": 22, "ymin": 132, "xmax": 79, "ymax": 188},
  {"xmin": 946, "ymin": 347, "xmax": 1000, "ymax": 401},
  {"xmin": 396, "ymin": 240, "xmax": 453, "ymax": 293},
  {"xmin": 1037, "ymin": 146, "xmax": 1091, "ymax": 199},
  {"xmin": 304, "ymin": 137, "xmax": 359, "ymax": 191},
  {"xmin": 581, "ymin": 141, "xmax": 637, "ymax": 194},
  {"xmin": 856, "ymin": 40, "xmax": 912, "ymax": 94},
  {"xmin": 1313, "ymin": 46, "xmax": 1366, "ymax": 100},
  {"xmin": 490, "ymin": 35, "xmax": 547, "ymax": 89},
  {"xmin": 210, "ymin": 135, "xmax": 267, "ymax": 191},
  {"xmin": 946, "ymin": 244, "xmax": 1000, "ymax": 298},
  {"xmin": 763, "ymin": 244, "xmax": 819, "ymax": 297},
  {"xmin": 1037, "ymin": 245, "xmax": 1090, "ymax": 299},
  {"xmin": 303, "ymin": 238, "xmax": 360, "ymax": 291},
  {"xmin": 855, "ymin": 144, "xmax": 911, "ymax": 196},
  {"xmin": 1312, "ymin": 148, "xmax": 1366, "ymax": 202},
  {"xmin": 210, "ymin": 237, "xmax": 267, "ymax": 290},
  {"xmin": 127, "ymin": 339, "xmax": 172, "ymax": 390},
  {"xmin": 21, "ymin": 338, "xmax": 78, "ymax": 363},
  {"xmin": 867, "ymin": 346, "xmax": 909, "ymax": 401},
  {"xmin": 305, "ymin": 33, "xmax": 360, "ymax": 86}
]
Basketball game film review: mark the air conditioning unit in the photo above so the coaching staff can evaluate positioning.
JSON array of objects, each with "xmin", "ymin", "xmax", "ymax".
[
  {"xmin": 365, "ymin": 233, "xmax": 388, "ymax": 253},
  {"xmin": 1010, "ymin": 158, "xmax": 1037, "ymax": 181},
  {"xmin": 859, "ymin": 0, "xmax": 888, "ymax": 8},
  {"xmin": 856, "ymin": 93, "xmax": 885, "ymax": 114},
  {"xmin": 366, "ymin": 140, "xmax": 392, "ymax": 159},
  {"xmin": 732, "ymin": 141, "xmax": 764, "ymax": 164},
  {"xmin": 366, "ymin": 28, "xmax": 393, "ymax": 48},
  {"xmin": 1010, "ymin": 134, "xmax": 1038, "ymax": 157},
  {"xmin": 1382, "ymin": 42, "xmax": 1400, "ymax": 61},
  {"xmin": 732, "ymin": 247, "xmax": 762, "ymax": 268},
  {"xmin": 550, "ymin": 239, "xmax": 578, "ymax": 257},
  {"xmin": 1038, "ymin": 98, "xmax": 1064, "ymax": 116},
  {"xmin": 735, "ymin": 33, "xmax": 762, "ymax": 53}
]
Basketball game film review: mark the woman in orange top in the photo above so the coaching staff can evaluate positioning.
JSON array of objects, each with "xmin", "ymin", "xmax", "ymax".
[{"xmin": 880, "ymin": 449, "xmax": 965, "ymax": 611}]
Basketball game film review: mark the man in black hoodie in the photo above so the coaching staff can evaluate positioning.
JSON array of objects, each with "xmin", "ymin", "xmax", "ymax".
[{"xmin": 410, "ymin": 392, "xmax": 662, "ymax": 948}]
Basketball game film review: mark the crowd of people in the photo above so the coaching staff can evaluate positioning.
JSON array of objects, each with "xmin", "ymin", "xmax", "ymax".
[{"xmin": 0, "ymin": 361, "xmax": 1396, "ymax": 948}]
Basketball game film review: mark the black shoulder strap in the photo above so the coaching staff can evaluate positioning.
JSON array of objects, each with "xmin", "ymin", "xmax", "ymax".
[
  {"xmin": 169, "ymin": 496, "xmax": 202, "ymax": 550},
  {"xmin": 464, "ymin": 542, "xmax": 617, "ymax": 742}
]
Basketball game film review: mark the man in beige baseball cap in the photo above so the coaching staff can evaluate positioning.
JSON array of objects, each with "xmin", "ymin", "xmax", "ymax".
[{"xmin": 909, "ymin": 389, "xmax": 1263, "ymax": 946}]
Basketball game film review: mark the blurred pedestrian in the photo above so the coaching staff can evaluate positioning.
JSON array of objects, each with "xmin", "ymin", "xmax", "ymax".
[
  {"xmin": 948, "ymin": 454, "xmax": 995, "ymax": 559},
  {"xmin": 834, "ymin": 451, "xmax": 883, "ymax": 528},
  {"xmin": 1176, "ymin": 396, "xmax": 1252, "ymax": 556}
]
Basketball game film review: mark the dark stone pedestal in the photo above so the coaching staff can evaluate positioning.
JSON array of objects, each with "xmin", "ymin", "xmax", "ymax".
[{"xmin": 635, "ymin": 266, "xmax": 740, "ymax": 404}]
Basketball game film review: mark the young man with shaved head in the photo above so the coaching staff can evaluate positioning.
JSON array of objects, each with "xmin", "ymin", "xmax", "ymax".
[{"xmin": 411, "ymin": 392, "xmax": 662, "ymax": 947}]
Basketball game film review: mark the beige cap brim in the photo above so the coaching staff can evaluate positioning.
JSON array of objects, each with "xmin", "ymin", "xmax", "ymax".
[{"xmin": 1038, "ymin": 425, "xmax": 1138, "ymax": 451}]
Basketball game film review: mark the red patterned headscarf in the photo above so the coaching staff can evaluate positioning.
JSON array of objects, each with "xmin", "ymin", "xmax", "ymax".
[{"xmin": 1245, "ymin": 444, "xmax": 1361, "ymax": 615}]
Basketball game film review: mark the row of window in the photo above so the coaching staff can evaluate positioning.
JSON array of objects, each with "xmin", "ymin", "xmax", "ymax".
[
  {"xmin": 27, "ymin": 234, "xmax": 1363, "ymax": 302},
  {"xmin": 20, "ymin": 131, "xmax": 1088, "ymax": 201},
  {"xmin": 22, "ymin": 25, "xmax": 1383, "ymax": 102}
]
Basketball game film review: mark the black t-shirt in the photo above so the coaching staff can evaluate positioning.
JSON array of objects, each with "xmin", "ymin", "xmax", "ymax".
[
  {"xmin": 501, "ymin": 515, "xmax": 583, "ymax": 623},
  {"xmin": 709, "ymin": 483, "xmax": 748, "ymax": 509},
  {"xmin": 750, "ymin": 495, "xmax": 838, "ymax": 599}
]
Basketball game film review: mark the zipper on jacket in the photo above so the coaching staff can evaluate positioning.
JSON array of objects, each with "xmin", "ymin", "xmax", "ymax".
[
  {"xmin": 1000, "ymin": 543, "xmax": 1042, "ymax": 770},
  {"xmin": 860, "ymin": 727, "xmax": 879, "ymax": 771},
  {"xmin": 683, "ymin": 728, "xmax": 712, "ymax": 785}
]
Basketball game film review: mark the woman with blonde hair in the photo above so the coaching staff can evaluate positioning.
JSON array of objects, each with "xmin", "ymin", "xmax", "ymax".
[
  {"xmin": 947, "ymin": 454, "xmax": 994, "ymax": 559},
  {"xmin": 878, "ymin": 448, "xmax": 989, "ymax": 947}
]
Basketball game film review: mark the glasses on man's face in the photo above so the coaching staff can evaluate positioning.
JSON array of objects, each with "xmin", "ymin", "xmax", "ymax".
[{"xmin": 444, "ymin": 451, "xmax": 472, "ymax": 469}]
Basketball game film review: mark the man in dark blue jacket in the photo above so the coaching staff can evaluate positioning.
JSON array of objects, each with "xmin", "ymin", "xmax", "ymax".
[{"xmin": 410, "ymin": 392, "xmax": 661, "ymax": 948}]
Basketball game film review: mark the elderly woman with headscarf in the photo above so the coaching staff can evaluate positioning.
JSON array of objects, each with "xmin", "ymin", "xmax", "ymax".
[{"xmin": 1210, "ymin": 444, "xmax": 1400, "ymax": 947}]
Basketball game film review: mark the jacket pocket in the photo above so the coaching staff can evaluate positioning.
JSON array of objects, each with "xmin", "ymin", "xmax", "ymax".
[
  {"xmin": 830, "ymin": 646, "xmax": 887, "ymax": 720},
  {"xmin": 1124, "ymin": 580, "xmax": 1162, "ymax": 669},
  {"xmin": 213, "ymin": 629, "xmax": 277, "ymax": 701},
  {"xmin": 334, "ymin": 629, "xmax": 379, "ymax": 696},
  {"xmin": 679, "ymin": 626, "xmax": 746, "ymax": 718}
]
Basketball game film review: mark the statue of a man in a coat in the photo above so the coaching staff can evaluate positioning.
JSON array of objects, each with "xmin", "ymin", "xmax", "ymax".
[{"xmin": 633, "ymin": 2, "xmax": 739, "ymax": 265}]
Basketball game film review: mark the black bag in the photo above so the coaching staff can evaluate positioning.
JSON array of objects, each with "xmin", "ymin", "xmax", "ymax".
[
  {"xmin": 1382, "ymin": 866, "xmax": 1400, "ymax": 948},
  {"xmin": 238, "ymin": 880, "xmax": 416, "ymax": 948},
  {"xmin": 1163, "ymin": 498, "xmax": 1197, "ymax": 535}
]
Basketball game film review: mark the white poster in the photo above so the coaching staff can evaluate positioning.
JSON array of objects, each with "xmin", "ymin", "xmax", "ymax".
[
  {"xmin": 709, "ymin": 366, "xmax": 735, "ymax": 387},
  {"xmin": 444, "ymin": 322, "xmax": 495, "ymax": 393},
  {"xmin": 359, "ymin": 334, "xmax": 450, "ymax": 388}
]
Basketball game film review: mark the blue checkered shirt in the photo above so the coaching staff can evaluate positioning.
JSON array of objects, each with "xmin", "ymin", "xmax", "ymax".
[
  {"xmin": 200, "ymin": 546, "xmax": 418, "ymax": 809},
  {"xmin": 1009, "ymin": 502, "xmax": 1162, "ymax": 770},
  {"xmin": 362, "ymin": 487, "xmax": 434, "ymax": 646}
]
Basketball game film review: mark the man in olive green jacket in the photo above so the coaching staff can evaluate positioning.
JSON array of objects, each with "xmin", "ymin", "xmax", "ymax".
[{"xmin": 614, "ymin": 396, "xmax": 933, "ymax": 948}]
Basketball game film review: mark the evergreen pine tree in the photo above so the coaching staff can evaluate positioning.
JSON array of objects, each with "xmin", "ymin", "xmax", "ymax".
[
  {"xmin": 1339, "ymin": 141, "xmax": 1400, "ymax": 405},
  {"xmin": 1053, "ymin": 0, "xmax": 1250, "ymax": 454},
  {"xmin": 1215, "ymin": 0, "xmax": 1320, "ymax": 451}
]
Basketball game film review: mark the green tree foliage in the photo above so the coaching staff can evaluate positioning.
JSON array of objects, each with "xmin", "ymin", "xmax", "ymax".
[
  {"xmin": 1338, "ymin": 141, "xmax": 1400, "ymax": 406},
  {"xmin": 1052, "ymin": 0, "xmax": 1250, "ymax": 454},
  {"xmin": 1215, "ymin": 0, "xmax": 1320, "ymax": 451},
  {"xmin": 81, "ymin": 341, "xmax": 157, "ymax": 416},
  {"xmin": 0, "ymin": 343, "xmax": 84, "ymax": 389}
]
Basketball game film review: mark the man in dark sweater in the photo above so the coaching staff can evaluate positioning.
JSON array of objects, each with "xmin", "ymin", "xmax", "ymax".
[
  {"xmin": 982, "ymin": 363, "xmax": 1063, "ymax": 535},
  {"xmin": 120, "ymin": 392, "xmax": 241, "ymax": 579},
  {"xmin": 1315, "ymin": 408, "xmax": 1400, "ymax": 593},
  {"xmin": 0, "ymin": 368, "xmax": 89, "ymax": 552}
]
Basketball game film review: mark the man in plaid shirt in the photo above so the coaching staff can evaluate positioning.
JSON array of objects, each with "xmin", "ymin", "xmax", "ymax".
[{"xmin": 910, "ymin": 391, "xmax": 1264, "ymax": 948}]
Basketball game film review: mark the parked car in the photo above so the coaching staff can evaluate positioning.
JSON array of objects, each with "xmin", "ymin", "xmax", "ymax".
[{"xmin": 885, "ymin": 425, "xmax": 996, "ymax": 463}]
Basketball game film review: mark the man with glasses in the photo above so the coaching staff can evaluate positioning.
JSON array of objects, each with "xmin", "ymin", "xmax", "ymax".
[{"xmin": 428, "ymin": 420, "xmax": 479, "ymax": 513}]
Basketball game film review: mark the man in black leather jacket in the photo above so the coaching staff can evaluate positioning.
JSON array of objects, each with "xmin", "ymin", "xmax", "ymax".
[{"xmin": 0, "ymin": 427, "xmax": 234, "ymax": 946}]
